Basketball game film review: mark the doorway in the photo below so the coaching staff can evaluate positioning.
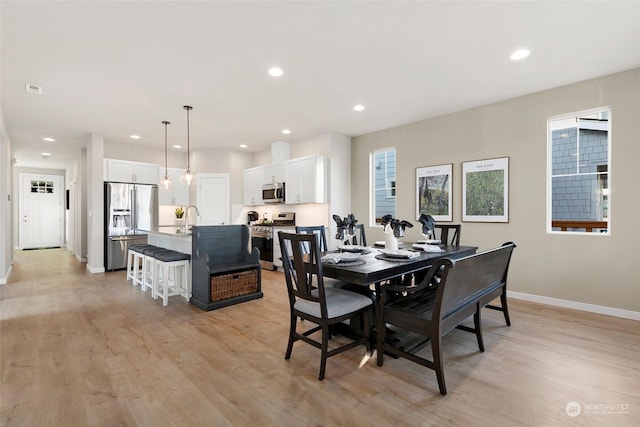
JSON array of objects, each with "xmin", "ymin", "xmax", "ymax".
[
  {"xmin": 196, "ymin": 173, "xmax": 230, "ymax": 225},
  {"xmin": 18, "ymin": 173, "xmax": 65, "ymax": 249}
]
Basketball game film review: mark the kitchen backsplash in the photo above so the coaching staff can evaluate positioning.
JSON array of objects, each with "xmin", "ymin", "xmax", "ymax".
[{"xmin": 159, "ymin": 205, "xmax": 181, "ymax": 226}]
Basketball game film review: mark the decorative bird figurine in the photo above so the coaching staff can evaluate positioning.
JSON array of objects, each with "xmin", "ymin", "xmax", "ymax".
[
  {"xmin": 381, "ymin": 215, "xmax": 413, "ymax": 238},
  {"xmin": 333, "ymin": 213, "xmax": 358, "ymax": 242},
  {"xmin": 418, "ymin": 213, "xmax": 436, "ymax": 238}
]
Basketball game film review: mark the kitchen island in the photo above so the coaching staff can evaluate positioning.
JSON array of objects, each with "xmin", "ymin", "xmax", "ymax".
[{"xmin": 146, "ymin": 227, "xmax": 192, "ymax": 255}]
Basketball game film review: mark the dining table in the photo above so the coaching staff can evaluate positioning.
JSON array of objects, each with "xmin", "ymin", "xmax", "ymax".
[
  {"xmin": 321, "ymin": 244, "xmax": 478, "ymax": 288},
  {"xmin": 320, "ymin": 243, "xmax": 478, "ymax": 350}
]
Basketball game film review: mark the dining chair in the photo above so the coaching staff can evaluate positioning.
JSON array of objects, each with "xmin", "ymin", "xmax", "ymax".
[
  {"xmin": 351, "ymin": 224, "xmax": 367, "ymax": 246},
  {"xmin": 433, "ymin": 224, "xmax": 461, "ymax": 245},
  {"xmin": 295, "ymin": 225, "xmax": 328, "ymax": 252},
  {"xmin": 278, "ymin": 231, "xmax": 373, "ymax": 380}
]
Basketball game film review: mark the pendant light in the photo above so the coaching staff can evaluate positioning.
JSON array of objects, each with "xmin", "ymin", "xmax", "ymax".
[
  {"xmin": 180, "ymin": 105, "xmax": 196, "ymax": 186},
  {"xmin": 160, "ymin": 120, "xmax": 172, "ymax": 190}
]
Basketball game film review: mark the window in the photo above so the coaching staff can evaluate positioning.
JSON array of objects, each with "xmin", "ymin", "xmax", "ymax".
[
  {"xmin": 371, "ymin": 148, "xmax": 396, "ymax": 225},
  {"xmin": 30, "ymin": 180, "xmax": 54, "ymax": 194},
  {"xmin": 548, "ymin": 108, "xmax": 610, "ymax": 234}
]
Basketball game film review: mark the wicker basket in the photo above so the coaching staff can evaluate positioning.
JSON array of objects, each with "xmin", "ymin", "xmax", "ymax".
[{"xmin": 210, "ymin": 269, "xmax": 258, "ymax": 302}]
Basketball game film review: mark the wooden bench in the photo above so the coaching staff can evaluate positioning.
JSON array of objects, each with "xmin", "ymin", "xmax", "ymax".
[
  {"xmin": 376, "ymin": 242, "xmax": 516, "ymax": 395},
  {"xmin": 191, "ymin": 225, "xmax": 262, "ymax": 311}
]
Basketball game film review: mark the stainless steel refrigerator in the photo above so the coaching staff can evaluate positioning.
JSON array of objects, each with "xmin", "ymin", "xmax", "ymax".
[{"xmin": 104, "ymin": 182, "xmax": 158, "ymax": 271}]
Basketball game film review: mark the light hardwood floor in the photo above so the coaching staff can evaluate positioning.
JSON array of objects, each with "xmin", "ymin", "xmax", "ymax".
[{"xmin": 1, "ymin": 249, "xmax": 638, "ymax": 426}]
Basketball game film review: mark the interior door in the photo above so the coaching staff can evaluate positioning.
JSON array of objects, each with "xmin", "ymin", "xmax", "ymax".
[
  {"xmin": 19, "ymin": 173, "xmax": 64, "ymax": 249},
  {"xmin": 196, "ymin": 174, "xmax": 230, "ymax": 225}
]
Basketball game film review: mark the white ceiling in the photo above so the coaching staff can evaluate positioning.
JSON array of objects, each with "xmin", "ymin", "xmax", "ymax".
[{"xmin": 2, "ymin": 1, "xmax": 640, "ymax": 170}]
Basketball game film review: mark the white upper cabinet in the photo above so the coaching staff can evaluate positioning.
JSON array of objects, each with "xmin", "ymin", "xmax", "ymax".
[
  {"xmin": 243, "ymin": 166, "xmax": 264, "ymax": 206},
  {"xmin": 104, "ymin": 159, "xmax": 159, "ymax": 185},
  {"xmin": 158, "ymin": 168, "xmax": 189, "ymax": 206},
  {"xmin": 285, "ymin": 155, "xmax": 327, "ymax": 204},
  {"xmin": 263, "ymin": 163, "xmax": 285, "ymax": 184}
]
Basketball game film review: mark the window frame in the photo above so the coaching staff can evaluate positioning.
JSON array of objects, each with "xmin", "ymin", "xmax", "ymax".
[
  {"xmin": 546, "ymin": 106, "xmax": 611, "ymax": 236},
  {"xmin": 370, "ymin": 147, "xmax": 396, "ymax": 226}
]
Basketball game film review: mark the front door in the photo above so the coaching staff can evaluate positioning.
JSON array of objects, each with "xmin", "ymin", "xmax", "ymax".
[
  {"xmin": 196, "ymin": 174, "xmax": 230, "ymax": 225},
  {"xmin": 19, "ymin": 173, "xmax": 65, "ymax": 249}
]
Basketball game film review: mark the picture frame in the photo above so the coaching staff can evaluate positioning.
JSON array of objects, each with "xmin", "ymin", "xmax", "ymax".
[
  {"xmin": 416, "ymin": 163, "xmax": 453, "ymax": 222},
  {"xmin": 462, "ymin": 157, "xmax": 509, "ymax": 222}
]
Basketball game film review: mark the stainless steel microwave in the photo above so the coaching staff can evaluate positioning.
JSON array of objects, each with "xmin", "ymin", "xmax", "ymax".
[{"xmin": 262, "ymin": 182, "xmax": 285, "ymax": 204}]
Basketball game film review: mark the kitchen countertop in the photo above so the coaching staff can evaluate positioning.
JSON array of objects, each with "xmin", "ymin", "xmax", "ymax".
[
  {"xmin": 154, "ymin": 226, "xmax": 192, "ymax": 236},
  {"xmin": 147, "ymin": 228, "xmax": 191, "ymax": 255}
]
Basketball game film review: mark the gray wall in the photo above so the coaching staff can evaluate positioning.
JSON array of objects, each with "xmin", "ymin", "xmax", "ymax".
[{"xmin": 351, "ymin": 68, "xmax": 640, "ymax": 312}]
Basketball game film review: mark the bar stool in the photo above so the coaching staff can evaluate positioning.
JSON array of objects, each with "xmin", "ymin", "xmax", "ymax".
[
  {"xmin": 141, "ymin": 246, "xmax": 168, "ymax": 297},
  {"xmin": 127, "ymin": 244, "xmax": 155, "ymax": 287},
  {"xmin": 153, "ymin": 250, "xmax": 191, "ymax": 307}
]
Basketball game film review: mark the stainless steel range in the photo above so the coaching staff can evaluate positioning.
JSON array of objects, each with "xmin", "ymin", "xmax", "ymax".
[{"xmin": 250, "ymin": 212, "xmax": 295, "ymax": 270}]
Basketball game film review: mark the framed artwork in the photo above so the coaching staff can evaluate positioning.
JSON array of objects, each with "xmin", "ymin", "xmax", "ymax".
[
  {"xmin": 416, "ymin": 163, "xmax": 453, "ymax": 222},
  {"xmin": 462, "ymin": 157, "xmax": 509, "ymax": 222}
]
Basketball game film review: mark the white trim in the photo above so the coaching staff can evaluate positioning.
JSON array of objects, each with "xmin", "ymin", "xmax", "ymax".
[
  {"xmin": 508, "ymin": 291, "xmax": 640, "ymax": 321},
  {"xmin": 86, "ymin": 264, "xmax": 105, "ymax": 274},
  {"xmin": 0, "ymin": 264, "xmax": 12, "ymax": 285}
]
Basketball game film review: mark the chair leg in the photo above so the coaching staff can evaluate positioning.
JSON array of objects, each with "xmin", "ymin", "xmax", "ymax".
[
  {"xmin": 500, "ymin": 293, "xmax": 511, "ymax": 326},
  {"xmin": 474, "ymin": 304, "xmax": 485, "ymax": 352},
  {"xmin": 432, "ymin": 336, "xmax": 447, "ymax": 395},
  {"xmin": 285, "ymin": 314, "xmax": 296, "ymax": 360},
  {"xmin": 319, "ymin": 323, "xmax": 329, "ymax": 381},
  {"xmin": 161, "ymin": 263, "xmax": 170, "ymax": 306},
  {"xmin": 362, "ymin": 309, "xmax": 372, "ymax": 355},
  {"xmin": 376, "ymin": 311, "xmax": 386, "ymax": 367}
]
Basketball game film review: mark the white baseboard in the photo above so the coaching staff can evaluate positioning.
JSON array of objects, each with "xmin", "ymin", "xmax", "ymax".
[
  {"xmin": 0, "ymin": 264, "xmax": 12, "ymax": 285},
  {"xmin": 86, "ymin": 264, "xmax": 105, "ymax": 274},
  {"xmin": 76, "ymin": 254, "xmax": 86, "ymax": 263},
  {"xmin": 508, "ymin": 291, "xmax": 640, "ymax": 321}
]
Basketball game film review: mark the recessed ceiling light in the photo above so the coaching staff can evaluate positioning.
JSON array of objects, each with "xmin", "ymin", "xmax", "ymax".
[
  {"xmin": 41, "ymin": 152, "xmax": 51, "ymax": 158},
  {"xmin": 353, "ymin": 104, "xmax": 365, "ymax": 112},
  {"xmin": 268, "ymin": 67, "xmax": 283, "ymax": 77},
  {"xmin": 130, "ymin": 134, "xmax": 141, "ymax": 140},
  {"xmin": 43, "ymin": 137, "xmax": 55, "ymax": 142},
  {"xmin": 281, "ymin": 129, "xmax": 291, "ymax": 135},
  {"xmin": 172, "ymin": 145, "xmax": 182, "ymax": 149},
  {"xmin": 239, "ymin": 144, "xmax": 248, "ymax": 149},
  {"xmin": 510, "ymin": 49, "xmax": 530, "ymax": 61}
]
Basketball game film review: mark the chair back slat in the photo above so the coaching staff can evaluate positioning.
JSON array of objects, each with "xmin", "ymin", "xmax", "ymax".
[
  {"xmin": 279, "ymin": 231, "xmax": 325, "ymax": 305},
  {"xmin": 434, "ymin": 224, "xmax": 461, "ymax": 246},
  {"xmin": 295, "ymin": 226, "xmax": 328, "ymax": 253}
]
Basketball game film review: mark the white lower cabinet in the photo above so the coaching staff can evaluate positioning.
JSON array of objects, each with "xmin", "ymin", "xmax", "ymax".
[{"xmin": 272, "ymin": 227, "xmax": 294, "ymax": 269}]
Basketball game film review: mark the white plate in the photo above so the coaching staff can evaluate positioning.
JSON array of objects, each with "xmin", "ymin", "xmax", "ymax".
[
  {"xmin": 338, "ymin": 245, "xmax": 368, "ymax": 252},
  {"xmin": 412, "ymin": 243, "xmax": 444, "ymax": 253},
  {"xmin": 321, "ymin": 252, "xmax": 361, "ymax": 264},
  {"xmin": 378, "ymin": 248, "xmax": 419, "ymax": 259},
  {"xmin": 415, "ymin": 239, "xmax": 442, "ymax": 245},
  {"xmin": 374, "ymin": 241, "xmax": 404, "ymax": 248}
]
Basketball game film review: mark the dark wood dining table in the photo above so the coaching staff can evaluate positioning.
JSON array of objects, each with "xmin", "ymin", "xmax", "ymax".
[
  {"xmin": 322, "ymin": 244, "xmax": 478, "ymax": 288},
  {"xmin": 321, "ymin": 244, "xmax": 478, "ymax": 348}
]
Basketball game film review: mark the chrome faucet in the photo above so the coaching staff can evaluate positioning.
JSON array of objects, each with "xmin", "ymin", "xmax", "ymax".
[{"xmin": 183, "ymin": 205, "xmax": 200, "ymax": 233}]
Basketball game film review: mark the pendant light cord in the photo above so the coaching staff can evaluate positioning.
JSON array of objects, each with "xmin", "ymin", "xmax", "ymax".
[
  {"xmin": 184, "ymin": 106, "xmax": 192, "ymax": 169},
  {"xmin": 162, "ymin": 120, "xmax": 170, "ymax": 175}
]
